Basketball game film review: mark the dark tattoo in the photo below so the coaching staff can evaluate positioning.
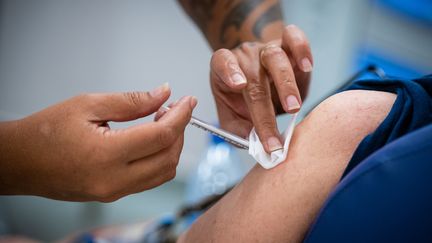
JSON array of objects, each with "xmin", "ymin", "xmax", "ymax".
[
  {"xmin": 252, "ymin": 2, "xmax": 283, "ymax": 39},
  {"xmin": 219, "ymin": 0, "xmax": 263, "ymax": 44},
  {"xmin": 179, "ymin": 0, "xmax": 284, "ymax": 50},
  {"xmin": 178, "ymin": 0, "xmax": 217, "ymax": 33}
]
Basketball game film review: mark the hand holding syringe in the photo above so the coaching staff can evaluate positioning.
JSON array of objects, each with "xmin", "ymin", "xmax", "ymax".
[{"xmin": 160, "ymin": 106, "xmax": 249, "ymax": 150}]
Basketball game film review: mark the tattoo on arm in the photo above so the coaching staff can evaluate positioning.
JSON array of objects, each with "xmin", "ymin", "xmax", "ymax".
[
  {"xmin": 179, "ymin": 0, "xmax": 284, "ymax": 50},
  {"xmin": 178, "ymin": 0, "xmax": 217, "ymax": 34},
  {"xmin": 219, "ymin": 0, "xmax": 263, "ymax": 45},
  {"xmin": 252, "ymin": 3, "xmax": 283, "ymax": 40}
]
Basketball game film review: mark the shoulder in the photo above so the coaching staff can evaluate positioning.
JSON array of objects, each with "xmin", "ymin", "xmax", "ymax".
[{"xmin": 305, "ymin": 90, "xmax": 396, "ymax": 136}]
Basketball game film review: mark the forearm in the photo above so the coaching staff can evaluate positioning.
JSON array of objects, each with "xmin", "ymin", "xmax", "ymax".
[{"xmin": 178, "ymin": 0, "xmax": 285, "ymax": 50}]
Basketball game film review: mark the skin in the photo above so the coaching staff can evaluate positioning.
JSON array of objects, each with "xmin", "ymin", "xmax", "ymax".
[
  {"xmin": 0, "ymin": 0, "xmax": 306, "ymax": 201},
  {"xmin": 179, "ymin": 90, "xmax": 397, "ymax": 242},
  {"xmin": 0, "ymin": 84, "xmax": 197, "ymax": 202},
  {"xmin": 179, "ymin": 0, "xmax": 313, "ymax": 153}
]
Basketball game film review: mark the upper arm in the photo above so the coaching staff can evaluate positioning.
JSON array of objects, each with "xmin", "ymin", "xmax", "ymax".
[{"xmin": 180, "ymin": 90, "xmax": 396, "ymax": 242}]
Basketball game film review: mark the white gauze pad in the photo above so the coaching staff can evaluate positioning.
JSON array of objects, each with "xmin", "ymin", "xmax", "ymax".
[{"xmin": 248, "ymin": 113, "xmax": 298, "ymax": 169}]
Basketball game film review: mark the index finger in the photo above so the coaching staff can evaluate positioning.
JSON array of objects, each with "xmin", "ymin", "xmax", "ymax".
[{"xmin": 241, "ymin": 69, "xmax": 282, "ymax": 153}]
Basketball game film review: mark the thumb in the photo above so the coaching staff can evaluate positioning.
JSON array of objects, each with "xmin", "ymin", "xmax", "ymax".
[{"xmin": 91, "ymin": 83, "xmax": 171, "ymax": 122}]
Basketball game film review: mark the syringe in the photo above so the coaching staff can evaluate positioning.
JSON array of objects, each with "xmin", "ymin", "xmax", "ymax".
[{"xmin": 160, "ymin": 106, "xmax": 249, "ymax": 150}]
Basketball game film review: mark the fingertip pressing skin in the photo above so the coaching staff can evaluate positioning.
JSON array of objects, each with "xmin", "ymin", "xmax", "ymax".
[{"xmin": 267, "ymin": 136, "xmax": 283, "ymax": 152}]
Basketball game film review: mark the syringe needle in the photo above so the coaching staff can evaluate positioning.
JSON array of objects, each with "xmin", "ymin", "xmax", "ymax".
[{"xmin": 159, "ymin": 106, "xmax": 249, "ymax": 150}]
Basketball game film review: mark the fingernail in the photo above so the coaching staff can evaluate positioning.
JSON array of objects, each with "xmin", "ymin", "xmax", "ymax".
[
  {"xmin": 190, "ymin": 96, "xmax": 198, "ymax": 108},
  {"xmin": 154, "ymin": 110, "xmax": 166, "ymax": 121},
  {"xmin": 150, "ymin": 83, "xmax": 169, "ymax": 97},
  {"xmin": 286, "ymin": 95, "xmax": 301, "ymax": 111},
  {"xmin": 301, "ymin": 58, "xmax": 312, "ymax": 72},
  {"xmin": 267, "ymin": 136, "xmax": 283, "ymax": 152},
  {"xmin": 231, "ymin": 73, "xmax": 247, "ymax": 85}
]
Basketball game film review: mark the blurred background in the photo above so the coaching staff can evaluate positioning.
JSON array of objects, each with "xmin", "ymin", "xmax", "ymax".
[{"xmin": 0, "ymin": 0, "xmax": 431, "ymax": 241}]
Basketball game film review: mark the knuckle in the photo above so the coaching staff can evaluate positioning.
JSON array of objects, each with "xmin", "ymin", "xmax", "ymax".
[
  {"xmin": 170, "ymin": 153, "xmax": 180, "ymax": 168},
  {"xmin": 75, "ymin": 93, "xmax": 96, "ymax": 106},
  {"xmin": 285, "ymin": 24, "xmax": 298, "ymax": 31},
  {"xmin": 278, "ymin": 67, "xmax": 291, "ymax": 78},
  {"xmin": 231, "ymin": 47, "xmax": 242, "ymax": 56},
  {"xmin": 261, "ymin": 46, "xmax": 283, "ymax": 59},
  {"xmin": 284, "ymin": 77, "xmax": 296, "ymax": 86},
  {"xmin": 168, "ymin": 170, "xmax": 177, "ymax": 180},
  {"xmin": 246, "ymin": 80, "xmax": 269, "ymax": 103},
  {"xmin": 239, "ymin": 41, "xmax": 257, "ymax": 52},
  {"xmin": 226, "ymin": 61, "xmax": 241, "ymax": 74},
  {"xmin": 259, "ymin": 119, "xmax": 276, "ymax": 129},
  {"xmin": 75, "ymin": 93, "xmax": 107, "ymax": 112},
  {"xmin": 165, "ymin": 165, "xmax": 177, "ymax": 180},
  {"xmin": 212, "ymin": 48, "xmax": 231, "ymax": 62},
  {"xmin": 167, "ymin": 169, "xmax": 177, "ymax": 181},
  {"xmin": 124, "ymin": 91, "xmax": 146, "ymax": 107},
  {"xmin": 162, "ymin": 153, "xmax": 180, "ymax": 179},
  {"xmin": 239, "ymin": 42, "xmax": 249, "ymax": 51}
]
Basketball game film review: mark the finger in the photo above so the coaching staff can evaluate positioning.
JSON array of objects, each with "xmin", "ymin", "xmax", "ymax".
[
  {"xmin": 111, "ymin": 96, "xmax": 196, "ymax": 161},
  {"xmin": 100, "ymin": 136, "xmax": 184, "ymax": 200},
  {"xmin": 158, "ymin": 95, "xmax": 196, "ymax": 132},
  {"xmin": 240, "ymin": 67, "xmax": 282, "ymax": 153},
  {"xmin": 211, "ymin": 48, "xmax": 247, "ymax": 90},
  {"xmin": 260, "ymin": 44, "xmax": 301, "ymax": 113},
  {"xmin": 154, "ymin": 101, "xmax": 176, "ymax": 121},
  {"xmin": 282, "ymin": 25, "xmax": 313, "ymax": 73},
  {"xmin": 154, "ymin": 109, "xmax": 166, "ymax": 122},
  {"xmin": 88, "ymin": 83, "xmax": 171, "ymax": 122},
  {"xmin": 126, "ymin": 135, "xmax": 184, "ymax": 194}
]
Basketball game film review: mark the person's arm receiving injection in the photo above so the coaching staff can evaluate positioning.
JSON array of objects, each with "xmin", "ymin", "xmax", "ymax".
[{"xmin": 178, "ymin": 0, "xmax": 313, "ymax": 153}]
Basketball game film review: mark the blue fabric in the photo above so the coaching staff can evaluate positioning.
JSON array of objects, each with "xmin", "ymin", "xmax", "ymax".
[
  {"xmin": 304, "ymin": 123, "xmax": 432, "ymax": 242},
  {"xmin": 342, "ymin": 74, "xmax": 432, "ymax": 177},
  {"xmin": 303, "ymin": 75, "xmax": 432, "ymax": 242}
]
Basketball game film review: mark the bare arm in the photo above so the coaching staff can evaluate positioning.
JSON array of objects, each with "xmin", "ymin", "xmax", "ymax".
[
  {"xmin": 178, "ymin": 0, "xmax": 285, "ymax": 50},
  {"xmin": 179, "ymin": 90, "xmax": 396, "ymax": 242}
]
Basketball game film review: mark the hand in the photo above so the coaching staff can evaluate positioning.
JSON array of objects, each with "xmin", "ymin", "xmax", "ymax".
[
  {"xmin": 210, "ymin": 25, "xmax": 312, "ymax": 153},
  {"xmin": 0, "ymin": 84, "xmax": 197, "ymax": 202}
]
